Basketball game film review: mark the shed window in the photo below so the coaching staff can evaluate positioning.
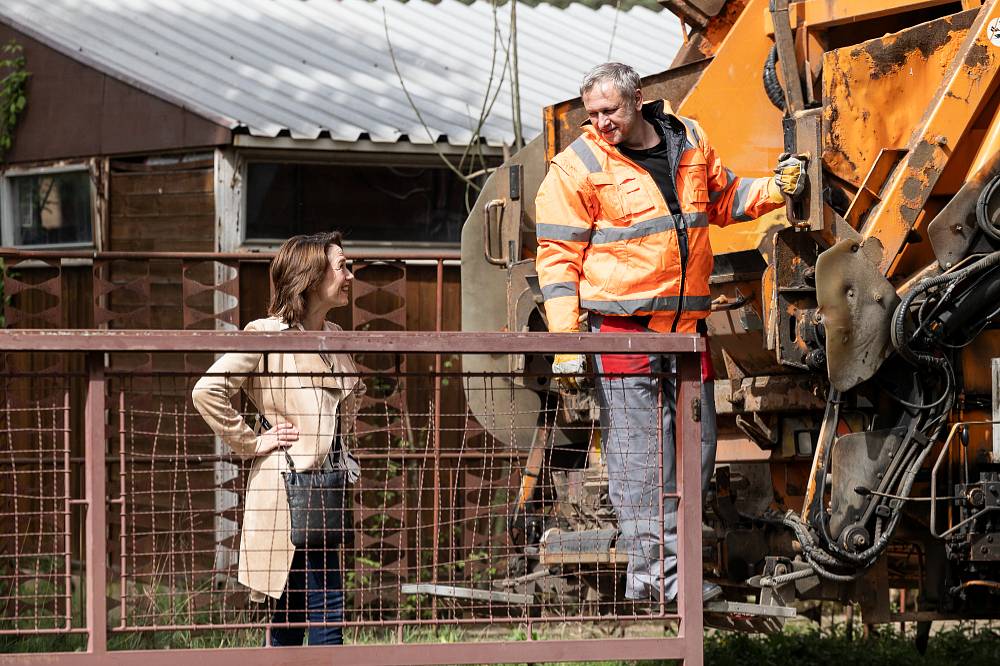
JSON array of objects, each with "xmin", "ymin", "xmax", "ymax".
[
  {"xmin": 1, "ymin": 169, "xmax": 94, "ymax": 247},
  {"xmin": 244, "ymin": 162, "xmax": 475, "ymax": 245}
]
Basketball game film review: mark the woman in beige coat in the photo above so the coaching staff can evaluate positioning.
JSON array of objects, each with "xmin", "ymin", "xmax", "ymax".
[{"xmin": 192, "ymin": 231, "xmax": 363, "ymax": 646}]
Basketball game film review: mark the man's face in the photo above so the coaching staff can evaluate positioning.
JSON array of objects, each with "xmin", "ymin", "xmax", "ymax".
[{"xmin": 582, "ymin": 81, "xmax": 641, "ymax": 146}]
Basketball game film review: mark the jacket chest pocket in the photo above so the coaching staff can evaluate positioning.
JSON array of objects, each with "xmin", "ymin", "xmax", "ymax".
[
  {"xmin": 619, "ymin": 176, "xmax": 656, "ymax": 217},
  {"xmin": 588, "ymin": 172, "xmax": 627, "ymax": 222},
  {"xmin": 677, "ymin": 158, "xmax": 710, "ymax": 205}
]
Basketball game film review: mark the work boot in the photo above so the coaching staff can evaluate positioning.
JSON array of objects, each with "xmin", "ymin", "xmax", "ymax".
[
  {"xmin": 656, "ymin": 582, "xmax": 724, "ymax": 614},
  {"xmin": 702, "ymin": 581, "xmax": 723, "ymax": 602}
]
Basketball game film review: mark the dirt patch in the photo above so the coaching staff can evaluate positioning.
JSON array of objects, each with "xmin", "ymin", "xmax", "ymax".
[
  {"xmin": 860, "ymin": 10, "xmax": 976, "ymax": 78},
  {"xmin": 965, "ymin": 42, "xmax": 991, "ymax": 70}
]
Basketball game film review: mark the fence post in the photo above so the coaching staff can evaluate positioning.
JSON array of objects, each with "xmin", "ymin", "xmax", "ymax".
[
  {"xmin": 676, "ymin": 352, "xmax": 704, "ymax": 666},
  {"xmin": 84, "ymin": 351, "xmax": 108, "ymax": 655}
]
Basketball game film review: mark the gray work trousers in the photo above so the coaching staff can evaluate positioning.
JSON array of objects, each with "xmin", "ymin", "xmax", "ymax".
[{"xmin": 591, "ymin": 317, "xmax": 717, "ymax": 602}]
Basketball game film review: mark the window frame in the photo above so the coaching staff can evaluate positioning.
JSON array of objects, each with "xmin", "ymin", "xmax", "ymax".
[
  {"xmin": 0, "ymin": 162, "xmax": 98, "ymax": 249},
  {"xmin": 236, "ymin": 151, "xmax": 495, "ymax": 253}
]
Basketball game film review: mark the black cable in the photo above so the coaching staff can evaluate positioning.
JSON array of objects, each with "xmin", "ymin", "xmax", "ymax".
[
  {"xmin": 892, "ymin": 252, "xmax": 1000, "ymax": 367},
  {"xmin": 976, "ymin": 172, "xmax": 1000, "ymax": 243},
  {"xmin": 875, "ymin": 365, "xmax": 951, "ymax": 411}
]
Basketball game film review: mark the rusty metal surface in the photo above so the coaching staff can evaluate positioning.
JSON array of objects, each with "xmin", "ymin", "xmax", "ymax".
[
  {"xmin": 0, "ymin": 249, "xmax": 463, "ymax": 261},
  {"xmin": 2, "ymin": 258, "xmax": 64, "ymax": 328},
  {"xmin": 849, "ymin": 3, "xmax": 1000, "ymax": 273},
  {"xmin": 787, "ymin": 0, "xmax": 962, "ymax": 30},
  {"xmin": 823, "ymin": 9, "xmax": 978, "ymax": 188},
  {"xmin": 0, "ymin": 374, "xmax": 74, "ymax": 636},
  {"xmin": 927, "ymin": 148, "xmax": 1000, "ymax": 269},
  {"xmin": 815, "ymin": 239, "xmax": 900, "ymax": 391},
  {"xmin": 0, "ymin": 330, "xmax": 704, "ymax": 354},
  {"xmin": 0, "ymin": 332, "xmax": 706, "ymax": 664},
  {"xmin": 771, "ymin": 229, "xmax": 822, "ymax": 369},
  {"xmin": 667, "ymin": 0, "xmax": 750, "ymax": 65},
  {"xmin": 784, "ymin": 111, "xmax": 825, "ymax": 231},
  {"xmin": 350, "ymin": 260, "xmax": 410, "ymax": 615},
  {"xmin": 0, "ymin": 638, "xmax": 696, "ymax": 666},
  {"xmin": 828, "ymin": 427, "xmax": 908, "ymax": 545},
  {"xmin": 771, "ymin": 0, "xmax": 805, "ymax": 113},
  {"xmin": 2, "ymin": 250, "xmax": 458, "ymax": 353}
]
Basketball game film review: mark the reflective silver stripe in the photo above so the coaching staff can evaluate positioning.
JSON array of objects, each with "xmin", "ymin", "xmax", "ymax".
[
  {"xmin": 570, "ymin": 137, "xmax": 602, "ymax": 174},
  {"xmin": 581, "ymin": 295, "xmax": 713, "ymax": 315},
  {"xmin": 536, "ymin": 223, "xmax": 591, "ymax": 242},
  {"xmin": 590, "ymin": 212, "xmax": 707, "ymax": 244},
  {"xmin": 710, "ymin": 168, "xmax": 737, "ymax": 204},
  {"xmin": 679, "ymin": 117, "xmax": 700, "ymax": 152},
  {"xmin": 731, "ymin": 177, "xmax": 755, "ymax": 221},
  {"xmin": 541, "ymin": 281, "xmax": 579, "ymax": 301}
]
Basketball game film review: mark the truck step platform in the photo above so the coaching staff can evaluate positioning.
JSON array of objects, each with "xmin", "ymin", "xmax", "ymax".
[{"xmin": 703, "ymin": 599, "xmax": 796, "ymax": 634}]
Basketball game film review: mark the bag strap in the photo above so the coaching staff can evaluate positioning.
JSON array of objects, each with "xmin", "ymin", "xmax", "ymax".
[{"xmin": 266, "ymin": 384, "xmax": 342, "ymax": 475}]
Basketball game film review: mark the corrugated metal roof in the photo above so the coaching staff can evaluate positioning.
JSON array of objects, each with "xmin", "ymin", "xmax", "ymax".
[{"xmin": 0, "ymin": 0, "xmax": 681, "ymax": 146}]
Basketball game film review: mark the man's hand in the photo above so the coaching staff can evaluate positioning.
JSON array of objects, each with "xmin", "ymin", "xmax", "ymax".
[
  {"xmin": 552, "ymin": 353, "xmax": 586, "ymax": 390},
  {"xmin": 767, "ymin": 153, "xmax": 807, "ymax": 203},
  {"xmin": 256, "ymin": 422, "xmax": 299, "ymax": 455}
]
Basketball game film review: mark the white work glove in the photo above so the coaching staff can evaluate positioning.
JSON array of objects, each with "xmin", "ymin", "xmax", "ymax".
[
  {"xmin": 551, "ymin": 353, "xmax": 586, "ymax": 390},
  {"xmin": 767, "ymin": 153, "xmax": 807, "ymax": 203}
]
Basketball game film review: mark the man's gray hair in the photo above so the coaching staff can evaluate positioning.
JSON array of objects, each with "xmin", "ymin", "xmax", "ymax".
[{"xmin": 579, "ymin": 62, "xmax": 641, "ymax": 100}]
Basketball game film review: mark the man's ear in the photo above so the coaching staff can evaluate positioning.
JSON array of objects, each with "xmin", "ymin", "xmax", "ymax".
[{"xmin": 634, "ymin": 88, "xmax": 643, "ymax": 112}]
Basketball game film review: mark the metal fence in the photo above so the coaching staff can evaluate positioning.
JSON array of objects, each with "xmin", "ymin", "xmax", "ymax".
[{"xmin": 0, "ymin": 329, "xmax": 706, "ymax": 665}]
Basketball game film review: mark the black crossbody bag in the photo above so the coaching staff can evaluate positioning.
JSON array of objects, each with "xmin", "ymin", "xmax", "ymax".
[
  {"xmin": 282, "ymin": 447, "xmax": 349, "ymax": 549},
  {"xmin": 261, "ymin": 415, "xmax": 350, "ymax": 548}
]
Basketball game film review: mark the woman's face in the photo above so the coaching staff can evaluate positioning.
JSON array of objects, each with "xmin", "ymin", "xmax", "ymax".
[{"xmin": 312, "ymin": 244, "xmax": 353, "ymax": 309}]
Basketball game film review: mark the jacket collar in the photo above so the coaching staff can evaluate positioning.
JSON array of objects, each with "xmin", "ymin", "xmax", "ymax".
[
  {"xmin": 268, "ymin": 316, "xmax": 361, "ymax": 393},
  {"xmin": 273, "ymin": 316, "xmax": 336, "ymax": 333}
]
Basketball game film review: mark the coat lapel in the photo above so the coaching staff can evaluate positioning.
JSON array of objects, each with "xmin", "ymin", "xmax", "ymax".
[{"xmin": 280, "ymin": 319, "xmax": 362, "ymax": 393}]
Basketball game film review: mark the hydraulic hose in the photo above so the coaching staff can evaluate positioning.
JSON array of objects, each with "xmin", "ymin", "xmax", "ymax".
[
  {"xmin": 777, "ymin": 511, "xmax": 866, "ymax": 582},
  {"xmin": 976, "ymin": 173, "xmax": 1000, "ymax": 243},
  {"xmin": 763, "ymin": 44, "xmax": 786, "ymax": 113},
  {"xmin": 891, "ymin": 251, "xmax": 1000, "ymax": 367}
]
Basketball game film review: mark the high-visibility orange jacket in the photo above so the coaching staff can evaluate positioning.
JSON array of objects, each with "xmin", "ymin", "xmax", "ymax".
[{"xmin": 536, "ymin": 100, "xmax": 782, "ymax": 334}]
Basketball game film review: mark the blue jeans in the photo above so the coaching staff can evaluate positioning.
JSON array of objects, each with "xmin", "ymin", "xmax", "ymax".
[{"xmin": 269, "ymin": 547, "xmax": 344, "ymax": 646}]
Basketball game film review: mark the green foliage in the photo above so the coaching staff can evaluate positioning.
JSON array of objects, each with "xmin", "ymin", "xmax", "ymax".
[
  {"xmin": 702, "ymin": 623, "xmax": 1000, "ymax": 666},
  {"xmin": 0, "ymin": 40, "xmax": 29, "ymax": 160}
]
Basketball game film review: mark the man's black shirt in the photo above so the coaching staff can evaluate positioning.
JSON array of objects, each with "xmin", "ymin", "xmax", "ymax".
[{"xmin": 617, "ymin": 120, "xmax": 681, "ymax": 215}]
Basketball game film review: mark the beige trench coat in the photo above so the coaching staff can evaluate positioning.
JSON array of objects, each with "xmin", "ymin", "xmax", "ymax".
[{"xmin": 191, "ymin": 316, "xmax": 364, "ymax": 601}]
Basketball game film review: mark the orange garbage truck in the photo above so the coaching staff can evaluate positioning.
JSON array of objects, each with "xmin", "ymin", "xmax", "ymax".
[{"xmin": 461, "ymin": 0, "xmax": 1000, "ymax": 631}]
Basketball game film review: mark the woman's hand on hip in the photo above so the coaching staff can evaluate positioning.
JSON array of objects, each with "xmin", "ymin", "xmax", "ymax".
[{"xmin": 257, "ymin": 422, "xmax": 299, "ymax": 455}]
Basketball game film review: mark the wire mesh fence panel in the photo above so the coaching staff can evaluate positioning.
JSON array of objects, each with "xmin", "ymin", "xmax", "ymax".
[
  {"xmin": 0, "ymin": 333, "xmax": 705, "ymax": 663},
  {"xmin": 101, "ymin": 358, "xmax": 689, "ymax": 637},
  {"xmin": 0, "ymin": 366, "xmax": 77, "ymax": 637}
]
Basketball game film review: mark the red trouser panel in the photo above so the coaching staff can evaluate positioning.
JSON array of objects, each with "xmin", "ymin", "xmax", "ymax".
[
  {"xmin": 701, "ymin": 335, "xmax": 714, "ymax": 382},
  {"xmin": 598, "ymin": 315, "xmax": 715, "ymax": 380},
  {"xmin": 597, "ymin": 316, "xmax": 652, "ymax": 375}
]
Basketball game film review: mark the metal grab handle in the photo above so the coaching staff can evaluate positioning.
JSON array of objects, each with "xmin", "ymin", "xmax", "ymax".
[
  {"xmin": 782, "ymin": 151, "xmax": 812, "ymax": 229},
  {"xmin": 484, "ymin": 199, "xmax": 507, "ymax": 266}
]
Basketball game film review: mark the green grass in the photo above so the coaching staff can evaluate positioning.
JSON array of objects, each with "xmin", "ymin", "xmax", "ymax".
[
  {"xmin": 5, "ymin": 623, "xmax": 1000, "ymax": 665},
  {"xmin": 3, "ymin": 585, "xmax": 1000, "ymax": 666}
]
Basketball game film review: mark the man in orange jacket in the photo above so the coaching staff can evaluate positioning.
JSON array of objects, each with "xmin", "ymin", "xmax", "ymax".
[{"xmin": 535, "ymin": 62, "xmax": 804, "ymax": 604}]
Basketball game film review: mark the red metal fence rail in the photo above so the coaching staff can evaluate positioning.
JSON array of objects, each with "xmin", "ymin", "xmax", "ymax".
[{"xmin": 0, "ymin": 330, "xmax": 705, "ymax": 665}]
